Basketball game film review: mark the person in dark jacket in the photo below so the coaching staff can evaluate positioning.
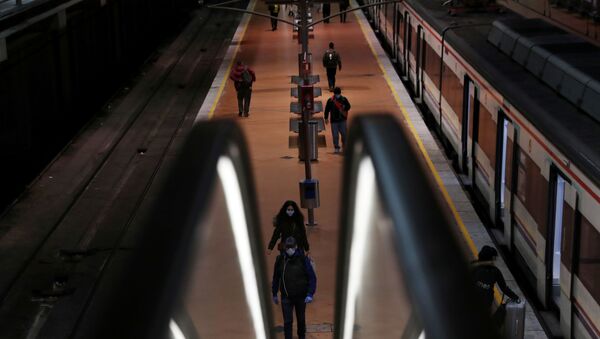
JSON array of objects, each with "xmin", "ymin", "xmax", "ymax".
[
  {"xmin": 267, "ymin": 200, "xmax": 309, "ymax": 255},
  {"xmin": 322, "ymin": 42, "xmax": 342, "ymax": 91},
  {"xmin": 324, "ymin": 87, "xmax": 351, "ymax": 153},
  {"xmin": 322, "ymin": 2, "xmax": 331, "ymax": 23},
  {"xmin": 229, "ymin": 61, "xmax": 256, "ymax": 117},
  {"xmin": 472, "ymin": 245, "xmax": 520, "ymax": 310},
  {"xmin": 272, "ymin": 237, "xmax": 317, "ymax": 339},
  {"xmin": 339, "ymin": 0, "xmax": 349, "ymax": 23},
  {"xmin": 268, "ymin": 4, "xmax": 280, "ymax": 30}
]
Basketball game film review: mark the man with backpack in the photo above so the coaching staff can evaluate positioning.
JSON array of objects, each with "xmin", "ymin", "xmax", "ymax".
[
  {"xmin": 324, "ymin": 87, "xmax": 351, "ymax": 153},
  {"xmin": 322, "ymin": 42, "xmax": 342, "ymax": 91},
  {"xmin": 268, "ymin": 4, "xmax": 280, "ymax": 31},
  {"xmin": 272, "ymin": 236, "xmax": 317, "ymax": 339},
  {"xmin": 229, "ymin": 61, "xmax": 256, "ymax": 117}
]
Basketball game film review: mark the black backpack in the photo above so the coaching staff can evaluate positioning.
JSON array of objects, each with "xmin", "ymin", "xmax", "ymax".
[
  {"xmin": 241, "ymin": 68, "xmax": 253, "ymax": 86},
  {"xmin": 323, "ymin": 50, "xmax": 338, "ymax": 68}
]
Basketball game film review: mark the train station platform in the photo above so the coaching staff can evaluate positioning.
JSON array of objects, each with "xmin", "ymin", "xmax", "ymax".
[
  {"xmin": 0, "ymin": 0, "xmax": 553, "ymax": 336},
  {"xmin": 196, "ymin": 0, "xmax": 548, "ymax": 337}
]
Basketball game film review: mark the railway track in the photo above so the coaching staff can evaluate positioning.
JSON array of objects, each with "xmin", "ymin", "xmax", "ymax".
[{"xmin": 0, "ymin": 5, "xmax": 244, "ymax": 337}]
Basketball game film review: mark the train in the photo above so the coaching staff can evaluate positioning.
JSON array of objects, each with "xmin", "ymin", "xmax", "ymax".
[{"xmin": 359, "ymin": 0, "xmax": 600, "ymax": 337}]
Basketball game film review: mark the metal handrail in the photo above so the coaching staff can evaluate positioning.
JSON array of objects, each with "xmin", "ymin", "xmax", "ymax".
[
  {"xmin": 83, "ymin": 120, "xmax": 274, "ymax": 338},
  {"xmin": 334, "ymin": 114, "xmax": 499, "ymax": 339}
]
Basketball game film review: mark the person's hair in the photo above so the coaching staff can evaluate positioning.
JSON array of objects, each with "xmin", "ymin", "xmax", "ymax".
[
  {"xmin": 334, "ymin": 87, "xmax": 341, "ymax": 95},
  {"xmin": 276, "ymin": 200, "xmax": 304, "ymax": 226},
  {"xmin": 478, "ymin": 245, "xmax": 498, "ymax": 261},
  {"xmin": 236, "ymin": 60, "xmax": 243, "ymax": 66},
  {"xmin": 329, "ymin": 42, "xmax": 334, "ymax": 49}
]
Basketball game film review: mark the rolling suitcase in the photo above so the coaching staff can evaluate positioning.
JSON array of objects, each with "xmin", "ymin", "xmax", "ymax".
[{"xmin": 504, "ymin": 300, "xmax": 525, "ymax": 339}]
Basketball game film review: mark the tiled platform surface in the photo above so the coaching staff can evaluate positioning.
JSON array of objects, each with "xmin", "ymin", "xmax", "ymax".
[{"xmin": 195, "ymin": 0, "xmax": 549, "ymax": 337}]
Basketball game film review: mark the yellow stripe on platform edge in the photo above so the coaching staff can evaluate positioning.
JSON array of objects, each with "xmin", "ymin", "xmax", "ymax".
[{"xmin": 352, "ymin": 2, "xmax": 504, "ymax": 304}]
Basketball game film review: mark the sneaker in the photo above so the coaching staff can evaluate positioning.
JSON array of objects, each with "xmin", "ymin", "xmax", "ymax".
[
  {"xmin": 244, "ymin": 112, "xmax": 249, "ymax": 117},
  {"xmin": 238, "ymin": 111, "xmax": 243, "ymax": 117}
]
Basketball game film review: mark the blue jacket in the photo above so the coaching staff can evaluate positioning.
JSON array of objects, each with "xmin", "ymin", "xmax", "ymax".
[{"xmin": 272, "ymin": 251, "xmax": 317, "ymax": 298}]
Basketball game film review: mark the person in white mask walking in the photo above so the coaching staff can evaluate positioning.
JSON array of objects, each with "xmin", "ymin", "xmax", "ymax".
[
  {"xmin": 272, "ymin": 237, "xmax": 317, "ymax": 339},
  {"xmin": 267, "ymin": 200, "xmax": 310, "ymax": 255}
]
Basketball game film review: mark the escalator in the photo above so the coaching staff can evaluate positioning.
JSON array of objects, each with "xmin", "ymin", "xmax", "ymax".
[{"xmin": 80, "ymin": 115, "xmax": 497, "ymax": 339}]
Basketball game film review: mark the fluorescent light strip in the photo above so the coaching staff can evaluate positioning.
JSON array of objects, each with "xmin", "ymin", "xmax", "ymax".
[
  {"xmin": 217, "ymin": 156, "xmax": 267, "ymax": 339},
  {"xmin": 169, "ymin": 319, "xmax": 186, "ymax": 339},
  {"xmin": 343, "ymin": 157, "xmax": 376, "ymax": 339}
]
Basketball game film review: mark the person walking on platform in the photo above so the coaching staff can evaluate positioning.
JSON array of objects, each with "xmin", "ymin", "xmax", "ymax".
[
  {"xmin": 267, "ymin": 200, "xmax": 309, "ymax": 255},
  {"xmin": 339, "ymin": 0, "xmax": 349, "ymax": 23},
  {"xmin": 322, "ymin": 42, "xmax": 342, "ymax": 91},
  {"xmin": 229, "ymin": 61, "xmax": 256, "ymax": 117},
  {"xmin": 268, "ymin": 4, "xmax": 280, "ymax": 31},
  {"xmin": 272, "ymin": 236, "xmax": 317, "ymax": 339},
  {"xmin": 322, "ymin": 2, "xmax": 331, "ymax": 23},
  {"xmin": 324, "ymin": 87, "xmax": 351, "ymax": 153}
]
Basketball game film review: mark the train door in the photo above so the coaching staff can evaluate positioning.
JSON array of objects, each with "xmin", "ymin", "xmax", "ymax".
[
  {"xmin": 403, "ymin": 12, "xmax": 411, "ymax": 79},
  {"xmin": 546, "ymin": 167, "xmax": 576, "ymax": 312},
  {"xmin": 461, "ymin": 76, "xmax": 479, "ymax": 186},
  {"xmin": 392, "ymin": 6, "xmax": 401, "ymax": 63},
  {"xmin": 375, "ymin": 2, "xmax": 381, "ymax": 32},
  {"xmin": 415, "ymin": 25, "xmax": 424, "ymax": 102},
  {"xmin": 397, "ymin": 9, "xmax": 405, "ymax": 73},
  {"xmin": 383, "ymin": 4, "xmax": 388, "ymax": 38},
  {"xmin": 494, "ymin": 111, "xmax": 515, "ymax": 230}
]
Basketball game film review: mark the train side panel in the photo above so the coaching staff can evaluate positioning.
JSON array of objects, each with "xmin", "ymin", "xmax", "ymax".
[{"xmin": 370, "ymin": 2, "xmax": 600, "ymax": 337}]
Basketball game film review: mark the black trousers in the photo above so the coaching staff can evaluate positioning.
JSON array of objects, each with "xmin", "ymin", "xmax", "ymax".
[
  {"xmin": 236, "ymin": 87, "xmax": 252, "ymax": 115},
  {"xmin": 340, "ymin": 5, "xmax": 348, "ymax": 22},
  {"xmin": 326, "ymin": 67, "xmax": 337, "ymax": 89},
  {"xmin": 270, "ymin": 11, "xmax": 278, "ymax": 30},
  {"xmin": 282, "ymin": 296, "xmax": 306, "ymax": 339},
  {"xmin": 322, "ymin": 3, "xmax": 330, "ymax": 22}
]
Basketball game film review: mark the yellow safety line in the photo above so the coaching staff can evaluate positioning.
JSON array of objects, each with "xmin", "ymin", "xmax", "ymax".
[
  {"xmin": 207, "ymin": 0, "xmax": 257, "ymax": 120},
  {"xmin": 353, "ymin": 9, "xmax": 504, "ymax": 304}
]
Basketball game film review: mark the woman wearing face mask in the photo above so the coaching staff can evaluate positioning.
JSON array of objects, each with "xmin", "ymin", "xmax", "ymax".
[{"xmin": 267, "ymin": 200, "xmax": 310, "ymax": 256}]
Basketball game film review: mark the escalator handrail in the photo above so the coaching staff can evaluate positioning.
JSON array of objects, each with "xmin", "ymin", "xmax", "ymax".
[
  {"xmin": 334, "ymin": 114, "xmax": 498, "ymax": 339},
  {"xmin": 85, "ymin": 120, "xmax": 273, "ymax": 338}
]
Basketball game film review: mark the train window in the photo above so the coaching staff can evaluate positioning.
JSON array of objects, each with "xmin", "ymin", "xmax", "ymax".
[
  {"xmin": 550, "ymin": 174, "xmax": 566, "ymax": 306},
  {"xmin": 423, "ymin": 42, "xmax": 440, "ymax": 87}
]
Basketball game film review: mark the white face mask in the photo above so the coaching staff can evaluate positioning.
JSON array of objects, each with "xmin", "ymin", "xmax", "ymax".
[
  {"xmin": 286, "ymin": 209, "xmax": 294, "ymax": 217},
  {"xmin": 286, "ymin": 248, "xmax": 296, "ymax": 256},
  {"xmin": 335, "ymin": 94, "xmax": 341, "ymax": 99}
]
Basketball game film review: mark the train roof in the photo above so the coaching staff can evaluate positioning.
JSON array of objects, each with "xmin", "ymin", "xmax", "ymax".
[{"xmin": 404, "ymin": 0, "xmax": 600, "ymax": 187}]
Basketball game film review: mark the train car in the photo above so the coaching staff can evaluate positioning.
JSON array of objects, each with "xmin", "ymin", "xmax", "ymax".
[{"xmin": 359, "ymin": 0, "xmax": 600, "ymax": 337}]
